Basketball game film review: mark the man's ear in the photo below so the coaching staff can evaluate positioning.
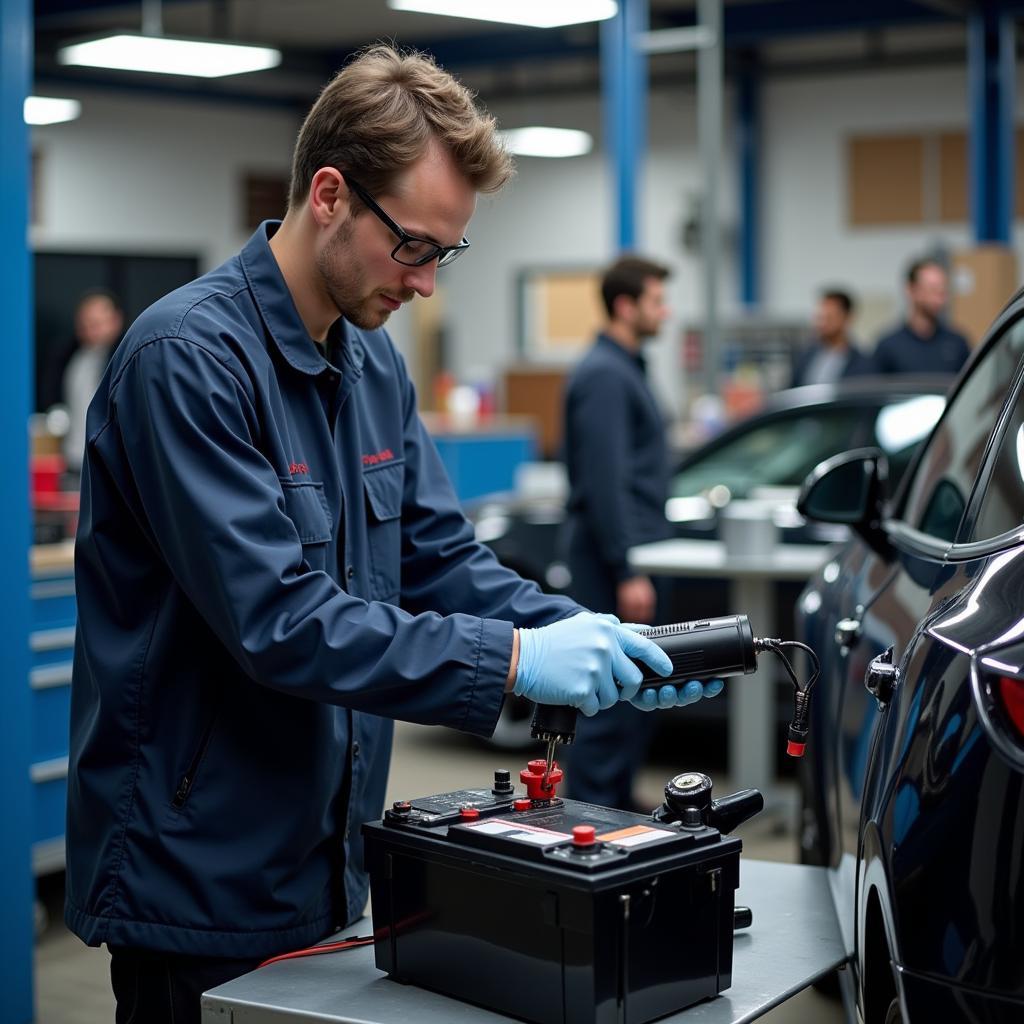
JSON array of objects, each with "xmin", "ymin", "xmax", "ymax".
[
  {"xmin": 308, "ymin": 168, "xmax": 347, "ymax": 228},
  {"xmin": 611, "ymin": 293, "xmax": 636, "ymax": 324}
]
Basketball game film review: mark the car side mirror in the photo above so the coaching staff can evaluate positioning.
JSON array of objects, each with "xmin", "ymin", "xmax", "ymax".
[{"xmin": 797, "ymin": 448, "xmax": 892, "ymax": 558}]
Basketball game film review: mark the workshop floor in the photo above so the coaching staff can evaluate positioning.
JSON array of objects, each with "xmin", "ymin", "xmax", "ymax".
[{"xmin": 35, "ymin": 722, "xmax": 846, "ymax": 1024}]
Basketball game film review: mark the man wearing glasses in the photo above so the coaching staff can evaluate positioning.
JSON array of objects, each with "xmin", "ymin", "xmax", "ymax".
[{"xmin": 65, "ymin": 45, "xmax": 716, "ymax": 1023}]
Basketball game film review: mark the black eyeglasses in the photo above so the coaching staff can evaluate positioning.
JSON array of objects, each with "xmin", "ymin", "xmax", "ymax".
[{"xmin": 345, "ymin": 176, "xmax": 470, "ymax": 269}]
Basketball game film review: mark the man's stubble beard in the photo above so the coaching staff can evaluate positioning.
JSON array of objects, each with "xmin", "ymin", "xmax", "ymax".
[{"xmin": 316, "ymin": 216, "xmax": 390, "ymax": 331}]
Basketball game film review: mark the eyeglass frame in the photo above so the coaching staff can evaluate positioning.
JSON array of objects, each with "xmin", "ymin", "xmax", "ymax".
[{"xmin": 343, "ymin": 175, "xmax": 471, "ymax": 269}]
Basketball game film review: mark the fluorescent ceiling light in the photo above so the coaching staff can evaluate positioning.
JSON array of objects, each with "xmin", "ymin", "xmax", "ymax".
[
  {"xmin": 57, "ymin": 33, "xmax": 281, "ymax": 78},
  {"xmin": 388, "ymin": 0, "xmax": 617, "ymax": 29},
  {"xmin": 502, "ymin": 127, "xmax": 593, "ymax": 158},
  {"xmin": 24, "ymin": 96, "xmax": 81, "ymax": 125}
]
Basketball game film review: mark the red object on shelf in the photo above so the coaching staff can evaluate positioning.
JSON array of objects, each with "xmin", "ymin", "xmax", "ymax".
[
  {"xmin": 513, "ymin": 799, "xmax": 532, "ymax": 812},
  {"xmin": 519, "ymin": 759, "xmax": 563, "ymax": 801},
  {"xmin": 31, "ymin": 454, "xmax": 65, "ymax": 496},
  {"xmin": 459, "ymin": 807, "xmax": 481, "ymax": 821}
]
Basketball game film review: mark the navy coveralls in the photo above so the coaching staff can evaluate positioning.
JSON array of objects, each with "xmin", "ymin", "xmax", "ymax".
[
  {"xmin": 66, "ymin": 222, "xmax": 580, "ymax": 959},
  {"xmin": 561, "ymin": 334, "xmax": 672, "ymax": 809},
  {"xmin": 873, "ymin": 322, "xmax": 970, "ymax": 375}
]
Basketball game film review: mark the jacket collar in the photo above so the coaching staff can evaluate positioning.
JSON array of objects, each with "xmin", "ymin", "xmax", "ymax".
[
  {"xmin": 240, "ymin": 220, "xmax": 364, "ymax": 380},
  {"xmin": 596, "ymin": 331, "xmax": 646, "ymax": 372}
]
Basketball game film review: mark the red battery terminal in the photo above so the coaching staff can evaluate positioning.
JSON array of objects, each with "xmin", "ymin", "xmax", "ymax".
[
  {"xmin": 520, "ymin": 759, "xmax": 563, "ymax": 801},
  {"xmin": 572, "ymin": 825, "xmax": 597, "ymax": 847}
]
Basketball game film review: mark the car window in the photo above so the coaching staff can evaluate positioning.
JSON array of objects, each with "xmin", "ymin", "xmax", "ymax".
[
  {"xmin": 671, "ymin": 406, "xmax": 865, "ymax": 498},
  {"xmin": 869, "ymin": 394, "xmax": 946, "ymax": 485},
  {"xmin": 968, "ymin": 377, "xmax": 1024, "ymax": 542},
  {"xmin": 900, "ymin": 317, "xmax": 1024, "ymax": 541}
]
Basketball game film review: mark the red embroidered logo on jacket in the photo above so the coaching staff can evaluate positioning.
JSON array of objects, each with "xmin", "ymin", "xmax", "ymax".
[
  {"xmin": 289, "ymin": 462, "xmax": 309, "ymax": 476},
  {"xmin": 362, "ymin": 448, "xmax": 395, "ymax": 467}
]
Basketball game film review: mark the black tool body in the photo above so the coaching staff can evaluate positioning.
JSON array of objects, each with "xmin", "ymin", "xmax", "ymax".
[{"xmin": 531, "ymin": 614, "xmax": 758, "ymax": 746}]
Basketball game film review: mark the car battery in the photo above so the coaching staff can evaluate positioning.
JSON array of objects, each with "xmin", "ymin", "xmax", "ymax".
[{"xmin": 362, "ymin": 763, "xmax": 762, "ymax": 1024}]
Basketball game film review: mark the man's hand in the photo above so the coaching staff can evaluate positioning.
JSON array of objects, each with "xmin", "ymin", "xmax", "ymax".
[
  {"xmin": 511, "ymin": 612, "xmax": 672, "ymax": 717},
  {"xmin": 617, "ymin": 575, "xmax": 656, "ymax": 624},
  {"xmin": 628, "ymin": 678, "xmax": 724, "ymax": 711}
]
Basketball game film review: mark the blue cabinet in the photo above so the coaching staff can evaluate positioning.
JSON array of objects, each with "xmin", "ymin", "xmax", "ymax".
[
  {"xmin": 423, "ymin": 415, "xmax": 538, "ymax": 503},
  {"xmin": 29, "ymin": 543, "xmax": 75, "ymax": 875}
]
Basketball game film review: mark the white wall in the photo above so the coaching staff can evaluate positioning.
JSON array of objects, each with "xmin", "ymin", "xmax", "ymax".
[
  {"xmin": 30, "ymin": 89, "xmax": 299, "ymax": 269},
  {"xmin": 29, "ymin": 63, "xmax": 1024, "ymax": 416}
]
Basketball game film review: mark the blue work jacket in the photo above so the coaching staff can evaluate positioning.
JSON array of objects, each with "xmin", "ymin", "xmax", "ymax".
[
  {"xmin": 66, "ymin": 222, "xmax": 580, "ymax": 958},
  {"xmin": 563, "ymin": 334, "xmax": 672, "ymax": 588}
]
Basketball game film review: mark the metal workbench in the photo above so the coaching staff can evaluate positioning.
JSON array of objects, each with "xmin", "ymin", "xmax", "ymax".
[{"xmin": 202, "ymin": 858, "xmax": 851, "ymax": 1024}]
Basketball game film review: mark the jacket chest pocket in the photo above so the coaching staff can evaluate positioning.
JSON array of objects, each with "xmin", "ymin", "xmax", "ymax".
[
  {"xmin": 363, "ymin": 461, "xmax": 403, "ymax": 602},
  {"xmin": 280, "ymin": 480, "xmax": 333, "ymax": 573}
]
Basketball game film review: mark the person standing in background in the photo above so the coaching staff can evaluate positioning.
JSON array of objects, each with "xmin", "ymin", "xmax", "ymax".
[
  {"xmin": 873, "ymin": 258, "xmax": 971, "ymax": 376},
  {"xmin": 561, "ymin": 257, "xmax": 722, "ymax": 810},
  {"xmin": 60, "ymin": 290, "xmax": 124, "ymax": 474},
  {"xmin": 791, "ymin": 289, "xmax": 873, "ymax": 387}
]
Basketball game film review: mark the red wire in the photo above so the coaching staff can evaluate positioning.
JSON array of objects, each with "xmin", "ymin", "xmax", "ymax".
[{"xmin": 259, "ymin": 935, "xmax": 374, "ymax": 969}]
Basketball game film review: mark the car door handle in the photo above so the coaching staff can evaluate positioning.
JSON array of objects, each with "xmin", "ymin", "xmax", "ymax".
[
  {"xmin": 865, "ymin": 646, "xmax": 899, "ymax": 708},
  {"xmin": 835, "ymin": 617, "xmax": 861, "ymax": 651}
]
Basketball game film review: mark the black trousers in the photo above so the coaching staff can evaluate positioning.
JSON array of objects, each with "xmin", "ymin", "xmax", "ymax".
[{"xmin": 109, "ymin": 947, "xmax": 263, "ymax": 1024}]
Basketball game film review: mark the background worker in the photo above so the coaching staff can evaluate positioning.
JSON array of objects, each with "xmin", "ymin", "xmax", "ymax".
[
  {"xmin": 791, "ymin": 288, "xmax": 872, "ymax": 387},
  {"xmin": 65, "ymin": 47, "xmax": 717, "ymax": 1024},
  {"xmin": 873, "ymin": 258, "xmax": 971, "ymax": 375},
  {"xmin": 561, "ymin": 256, "xmax": 720, "ymax": 811}
]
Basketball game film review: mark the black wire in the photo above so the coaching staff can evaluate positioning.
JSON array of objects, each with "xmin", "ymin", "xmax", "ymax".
[{"xmin": 756, "ymin": 638, "xmax": 820, "ymax": 693}]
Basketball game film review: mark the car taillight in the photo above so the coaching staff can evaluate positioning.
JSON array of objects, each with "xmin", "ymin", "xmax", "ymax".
[{"xmin": 998, "ymin": 675, "xmax": 1024, "ymax": 735}]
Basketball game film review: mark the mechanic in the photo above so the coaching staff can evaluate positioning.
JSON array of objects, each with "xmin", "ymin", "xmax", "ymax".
[
  {"xmin": 872, "ymin": 257, "xmax": 971, "ymax": 375},
  {"xmin": 64, "ymin": 46, "xmax": 721, "ymax": 1024},
  {"xmin": 790, "ymin": 288, "xmax": 873, "ymax": 387},
  {"xmin": 561, "ymin": 256, "xmax": 712, "ymax": 811}
]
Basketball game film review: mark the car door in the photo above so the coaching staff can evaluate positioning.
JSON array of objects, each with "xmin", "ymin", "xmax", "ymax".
[{"xmin": 832, "ymin": 311, "xmax": 1024, "ymax": 1016}]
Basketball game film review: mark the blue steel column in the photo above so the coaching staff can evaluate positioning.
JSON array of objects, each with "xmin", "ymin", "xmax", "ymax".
[
  {"xmin": 600, "ymin": 0, "xmax": 648, "ymax": 250},
  {"xmin": 967, "ymin": 8, "xmax": 1015, "ymax": 243},
  {"xmin": 0, "ymin": 0, "xmax": 37, "ymax": 1021},
  {"xmin": 737, "ymin": 53, "xmax": 761, "ymax": 308}
]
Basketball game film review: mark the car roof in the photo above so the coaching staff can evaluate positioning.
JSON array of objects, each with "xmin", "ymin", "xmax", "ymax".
[
  {"xmin": 674, "ymin": 374, "xmax": 952, "ymax": 472},
  {"xmin": 755, "ymin": 374, "xmax": 953, "ymax": 415}
]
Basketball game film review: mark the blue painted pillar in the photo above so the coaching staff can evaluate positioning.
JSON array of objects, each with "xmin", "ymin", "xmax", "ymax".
[
  {"xmin": 600, "ymin": 0, "xmax": 648, "ymax": 251},
  {"xmin": 736, "ymin": 52, "xmax": 761, "ymax": 308},
  {"xmin": 0, "ymin": 0, "xmax": 36, "ymax": 1021},
  {"xmin": 967, "ymin": 8, "xmax": 1015, "ymax": 243}
]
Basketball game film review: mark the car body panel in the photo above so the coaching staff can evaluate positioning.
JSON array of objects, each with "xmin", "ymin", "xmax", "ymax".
[{"xmin": 798, "ymin": 290, "xmax": 1024, "ymax": 1022}]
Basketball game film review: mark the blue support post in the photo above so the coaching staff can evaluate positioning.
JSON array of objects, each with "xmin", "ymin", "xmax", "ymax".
[
  {"xmin": 967, "ymin": 8, "xmax": 1015, "ymax": 243},
  {"xmin": 736, "ymin": 53, "xmax": 761, "ymax": 308},
  {"xmin": 0, "ymin": 0, "xmax": 37, "ymax": 1021},
  {"xmin": 600, "ymin": 0, "xmax": 648, "ymax": 251}
]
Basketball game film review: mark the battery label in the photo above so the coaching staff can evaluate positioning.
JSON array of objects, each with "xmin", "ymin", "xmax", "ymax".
[
  {"xmin": 597, "ymin": 825, "xmax": 675, "ymax": 848},
  {"xmin": 465, "ymin": 819, "xmax": 570, "ymax": 846}
]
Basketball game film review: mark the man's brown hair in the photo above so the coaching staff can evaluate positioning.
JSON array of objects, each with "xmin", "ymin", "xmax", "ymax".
[
  {"xmin": 289, "ymin": 43, "xmax": 513, "ymax": 208},
  {"xmin": 600, "ymin": 256, "xmax": 670, "ymax": 319}
]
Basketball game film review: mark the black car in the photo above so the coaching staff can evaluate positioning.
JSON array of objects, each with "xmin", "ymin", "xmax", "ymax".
[
  {"xmin": 796, "ymin": 297, "xmax": 1024, "ymax": 1023},
  {"xmin": 473, "ymin": 377, "xmax": 948, "ymax": 748}
]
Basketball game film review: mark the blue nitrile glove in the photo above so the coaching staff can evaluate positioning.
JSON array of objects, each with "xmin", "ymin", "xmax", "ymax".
[
  {"xmin": 513, "ymin": 612, "xmax": 673, "ymax": 717},
  {"xmin": 629, "ymin": 678, "xmax": 725, "ymax": 711},
  {"xmin": 616, "ymin": 622, "xmax": 725, "ymax": 712}
]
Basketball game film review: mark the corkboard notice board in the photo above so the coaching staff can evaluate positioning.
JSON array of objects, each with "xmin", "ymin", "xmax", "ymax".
[{"xmin": 518, "ymin": 267, "xmax": 604, "ymax": 360}]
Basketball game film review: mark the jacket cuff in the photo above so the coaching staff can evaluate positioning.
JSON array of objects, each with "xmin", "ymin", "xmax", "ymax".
[{"xmin": 461, "ymin": 617, "xmax": 515, "ymax": 738}]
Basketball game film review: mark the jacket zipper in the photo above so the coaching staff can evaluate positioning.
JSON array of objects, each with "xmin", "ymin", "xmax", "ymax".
[{"xmin": 172, "ymin": 713, "xmax": 218, "ymax": 809}]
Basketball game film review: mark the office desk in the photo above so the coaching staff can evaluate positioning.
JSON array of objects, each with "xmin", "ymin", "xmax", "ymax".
[
  {"xmin": 202, "ymin": 859, "xmax": 849, "ymax": 1024},
  {"xmin": 628, "ymin": 538, "xmax": 832, "ymax": 798}
]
